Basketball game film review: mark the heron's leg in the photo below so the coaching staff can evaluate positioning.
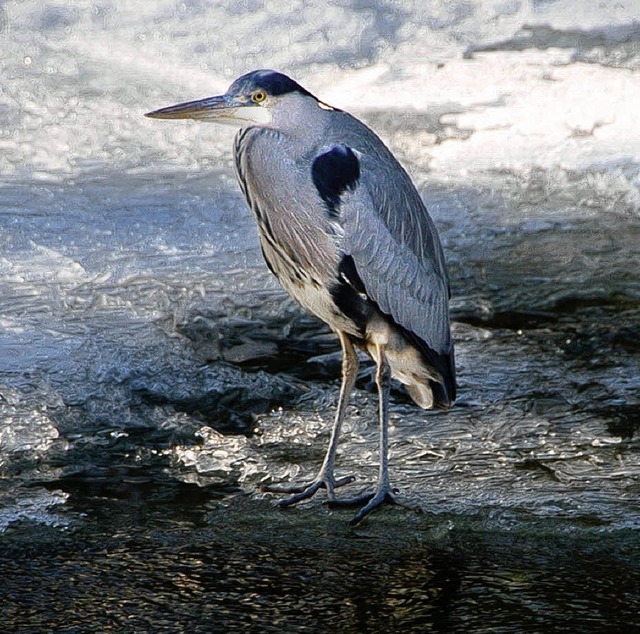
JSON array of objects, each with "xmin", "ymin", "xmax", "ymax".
[
  {"xmin": 262, "ymin": 331, "xmax": 359, "ymax": 505},
  {"xmin": 348, "ymin": 343, "xmax": 394, "ymax": 522},
  {"xmin": 330, "ymin": 343, "xmax": 421, "ymax": 525}
]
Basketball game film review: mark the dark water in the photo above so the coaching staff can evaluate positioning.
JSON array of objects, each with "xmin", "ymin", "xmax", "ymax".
[{"xmin": 2, "ymin": 478, "xmax": 639, "ymax": 634}]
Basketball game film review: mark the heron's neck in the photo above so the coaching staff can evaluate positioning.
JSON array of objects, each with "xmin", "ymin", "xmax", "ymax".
[{"xmin": 269, "ymin": 95, "xmax": 330, "ymax": 141}]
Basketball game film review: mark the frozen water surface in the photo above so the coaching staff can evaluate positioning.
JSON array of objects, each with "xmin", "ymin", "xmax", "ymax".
[{"xmin": 1, "ymin": 1, "xmax": 639, "ymax": 631}]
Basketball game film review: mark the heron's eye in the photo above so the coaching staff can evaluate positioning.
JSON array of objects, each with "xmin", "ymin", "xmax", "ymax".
[{"xmin": 252, "ymin": 90, "xmax": 266, "ymax": 103}]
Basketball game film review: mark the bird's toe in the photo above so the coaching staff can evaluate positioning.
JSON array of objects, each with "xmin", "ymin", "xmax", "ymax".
[
  {"xmin": 340, "ymin": 486, "xmax": 423, "ymax": 525},
  {"xmin": 261, "ymin": 473, "xmax": 356, "ymax": 508}
]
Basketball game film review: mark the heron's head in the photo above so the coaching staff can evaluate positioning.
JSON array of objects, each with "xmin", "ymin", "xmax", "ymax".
[{"xmin": 145, "ymin": 69, "xmax": 330, "ymax": 128}]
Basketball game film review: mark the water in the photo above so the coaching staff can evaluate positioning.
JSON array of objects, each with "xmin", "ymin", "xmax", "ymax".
[
  {"xmin": 1, "ymin": 1, "xmax": 640, "ymax": 631},
  {"xmin": 2, "ymin": 493, "xmax": 639, "ymax": 633}
]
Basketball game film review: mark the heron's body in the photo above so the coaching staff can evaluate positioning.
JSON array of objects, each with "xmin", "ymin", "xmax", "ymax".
[{"xmin": 147, "ymin": 70, "xmax": 455, "ymax": 523}]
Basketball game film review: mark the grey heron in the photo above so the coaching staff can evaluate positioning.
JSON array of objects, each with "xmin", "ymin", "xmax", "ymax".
[{"xmin": 146, "ymin": 70, "xmax": 456, "ymax": 524}]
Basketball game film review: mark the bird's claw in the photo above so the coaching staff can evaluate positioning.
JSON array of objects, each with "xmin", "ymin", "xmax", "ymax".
[
  {"xmin": 328, "ymin": 485, "xmax": 422, "ymax": 525},
  {"xmin": 261, "ymin": 474, "xmax": 356, "ymax": 507}
]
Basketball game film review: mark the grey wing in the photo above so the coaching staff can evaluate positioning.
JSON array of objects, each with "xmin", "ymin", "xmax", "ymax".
[{"xmin": 341, "ymin": 153, "xmax": 453, "ymax": 358}]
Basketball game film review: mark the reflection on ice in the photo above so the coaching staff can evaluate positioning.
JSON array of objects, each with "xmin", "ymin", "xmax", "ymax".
[
  {"xmin": 0, "ymin": 397, "xmax": 60, "ymax": 456},
  {"xmin": 0, "ymin": 488, "xmax": 70, "ymax": 532},
  {"xmin": 172, "ymin": 426, "xmax": 268, "ymax": 484}
]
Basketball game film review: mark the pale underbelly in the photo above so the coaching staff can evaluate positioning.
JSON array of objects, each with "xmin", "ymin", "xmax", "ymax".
[{"xmin": 278, "ymin": 274, "xmax": 361, "ymax": 338}]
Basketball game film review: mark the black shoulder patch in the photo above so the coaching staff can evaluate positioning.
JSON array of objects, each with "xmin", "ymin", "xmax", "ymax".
[{"xmin": 311, "ymin": 145, "xmax": 360, "ymax": 217}]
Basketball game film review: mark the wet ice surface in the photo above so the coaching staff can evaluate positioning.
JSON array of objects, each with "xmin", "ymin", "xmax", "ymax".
[
  {"xmin": 2, "ymin": 0, "xmax": 640, "ymax": 631},
  {"xmin": 3, "ymin": 163, "xmax": 638, "ymax": 531}
]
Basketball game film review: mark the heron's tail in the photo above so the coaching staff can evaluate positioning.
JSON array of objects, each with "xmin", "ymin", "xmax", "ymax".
[
  {"xmin": 433, "ymin": 347, "xmax": 456, "ymax": 409},
  {"xmin": 407, "ymin": 345, "xmax": 456, "ymax": 410}
]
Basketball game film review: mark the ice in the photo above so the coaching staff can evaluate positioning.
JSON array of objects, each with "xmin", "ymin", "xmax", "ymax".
[{"xmin": 0, "ymin": 488, "xmax": 70, "ymax": 532}]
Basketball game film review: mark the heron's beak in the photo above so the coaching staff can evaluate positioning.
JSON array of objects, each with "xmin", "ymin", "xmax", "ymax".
[{"xmin": 145, "ymin": 94, "xmax": 272, "ymax": 126}]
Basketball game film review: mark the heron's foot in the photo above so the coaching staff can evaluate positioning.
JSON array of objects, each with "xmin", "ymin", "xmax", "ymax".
[
  {"xmin": 328, "ymin": 484, "xmax": 422, "ymax": 525},
  {"xmin": 261, "ymin": 474, "xmax": 356, "ymax": 508}
]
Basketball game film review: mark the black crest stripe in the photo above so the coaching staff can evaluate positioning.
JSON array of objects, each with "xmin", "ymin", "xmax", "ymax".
[
  {"xmin": 253, "ymin": 70, "xmax": 315, "ymax": 97},
  {"xmin": 230, "ymin": 70, "xmax": 318, "ymax": 99}
]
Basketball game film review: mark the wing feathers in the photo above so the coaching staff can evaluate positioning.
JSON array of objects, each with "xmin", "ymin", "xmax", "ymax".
[{"xmin": 348, "ymin": 208, "xmax": 448, "ymax": 346}]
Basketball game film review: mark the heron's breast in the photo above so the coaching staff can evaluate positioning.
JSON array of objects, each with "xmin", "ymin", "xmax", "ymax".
[{"xmin": 259, "ymin": 234, "xmax": 360, "ymax": 337}]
